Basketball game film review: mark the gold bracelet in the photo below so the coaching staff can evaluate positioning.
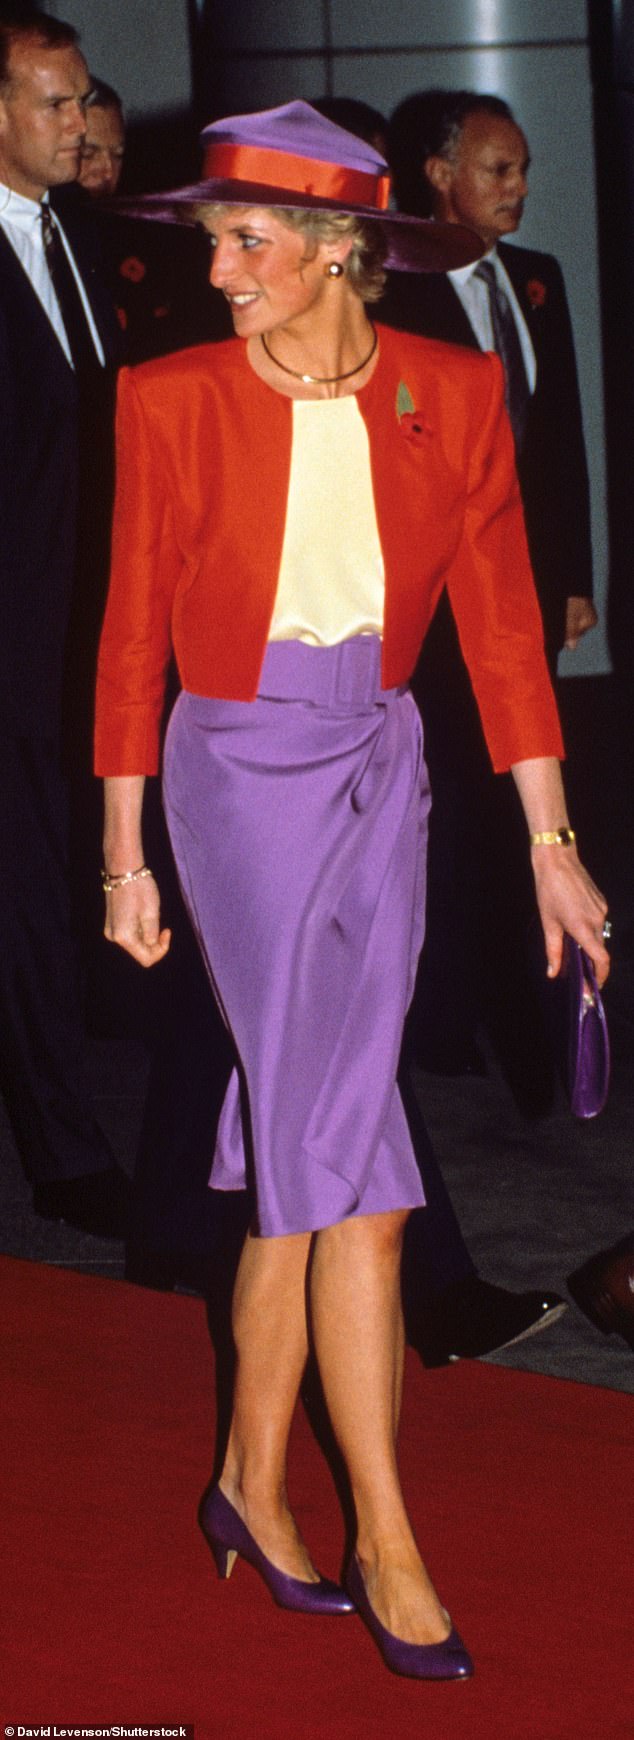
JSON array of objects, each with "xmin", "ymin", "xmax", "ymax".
[
  {"xmin": 101, "ymin": 864, "xmax": 153, "ymax": 892},
  {"xmin": 529, "ymin": 828, "xmax": 576, "ymax": 848}
]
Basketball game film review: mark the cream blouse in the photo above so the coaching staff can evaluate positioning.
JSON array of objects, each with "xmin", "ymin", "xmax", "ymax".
[{"xmin": 268, "ymin": 396, "xmax": 385, "ymax": 645}]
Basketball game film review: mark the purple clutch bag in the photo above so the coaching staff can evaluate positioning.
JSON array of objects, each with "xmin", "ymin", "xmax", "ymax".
[{"xmin": 558, "ymin": 933, "xmax": 611, "ymax": 1119}]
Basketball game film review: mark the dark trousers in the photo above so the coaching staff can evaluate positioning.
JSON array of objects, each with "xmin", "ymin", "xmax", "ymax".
[
  {"xmin": 0, "ymin": 733, "xmax": 114, "ymax": 1184},
  {"xmin": 407, "ymin": 597, "xmax": 556, "ymax": 1111},
  {"xmin": 124, "ymin": 786, "xmax": 246, "ymax": 1278},
  {"xmin": 399, "ymin": 1068, "xmax": 475, "ymax": 1308}
]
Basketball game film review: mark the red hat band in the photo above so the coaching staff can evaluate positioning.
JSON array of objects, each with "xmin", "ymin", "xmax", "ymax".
[{"xmin": 201, "ymin": 139, "xmax": 391, "ymax": 210}]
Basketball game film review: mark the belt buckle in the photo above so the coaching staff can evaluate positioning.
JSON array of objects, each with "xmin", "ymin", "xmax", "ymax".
[{"xmin": 334, "ymin": 639, "xmax": 375, "ymax": 705}]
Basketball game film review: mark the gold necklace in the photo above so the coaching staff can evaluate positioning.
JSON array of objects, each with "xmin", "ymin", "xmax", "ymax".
[{"xmin": 260, "ymin": 325, "xmax": 377, "ymax": 385}]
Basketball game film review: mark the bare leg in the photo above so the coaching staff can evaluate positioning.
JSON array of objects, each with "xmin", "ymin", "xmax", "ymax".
[
  {"xmin": 218, "ymin": 1225, "xmax": 319, "ymax": 1581},
  {"xmin": 217, "ymin": 1210, "xmax": 452, "ymax": 1635},
  {"xmin": 310, "ymin": 1209, "xmax": 451, "ymax": 1645}
]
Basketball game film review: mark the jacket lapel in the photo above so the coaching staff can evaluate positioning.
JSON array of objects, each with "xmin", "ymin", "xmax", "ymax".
[
  {"xmin": 51, "ymin": 191, "xmax": 121, "ymax": 364},
  {"xmin": 0, "ymin": 227, "xmax": 79, "ymax": 389},
  {"xmin": 498, "ymin": 244, "xmax": 544, "ymax": 338}
]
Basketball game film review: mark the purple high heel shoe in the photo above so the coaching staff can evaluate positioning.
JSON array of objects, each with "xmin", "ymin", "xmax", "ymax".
[
  {"xmin": 200, "ymin": 1486, "xmax": 355, "ymax": 1616},
  {"xmin": 345, "ymin": 1557, "xmax": 474, "ymax": 1679}
]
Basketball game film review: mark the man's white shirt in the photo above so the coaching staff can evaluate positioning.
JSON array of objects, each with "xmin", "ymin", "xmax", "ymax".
[
  {"xmin": 448, "ymin": 246, "xmax": 536, "ymax": 394},
  {"xmin": 0, "ymin": 183, "xmax": 105, "ymax": 366}
]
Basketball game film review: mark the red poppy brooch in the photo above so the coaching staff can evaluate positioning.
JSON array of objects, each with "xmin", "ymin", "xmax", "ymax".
[
  {"xmin": 526, "ymin": 278, "xmax": 547, "ymax": 309},
  {"xmin": 396, "ymin": 381, "xmax": 433, "ymax": 444},
  {"xmin": 119, "ymin": 256, "xmax": 147, "ymax": 283}
]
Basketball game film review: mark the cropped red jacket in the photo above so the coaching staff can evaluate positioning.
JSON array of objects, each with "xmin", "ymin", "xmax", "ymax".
[{"xmin": 94, "ymin": 323, "xmax": 563, "ymax": 775}]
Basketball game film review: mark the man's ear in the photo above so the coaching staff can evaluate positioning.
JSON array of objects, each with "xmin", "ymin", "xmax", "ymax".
[{"xmin": 424, "ymin": 153, "xmax": 454, "ymax": 199}]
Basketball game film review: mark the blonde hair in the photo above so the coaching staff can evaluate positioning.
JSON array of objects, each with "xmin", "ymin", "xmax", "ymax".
[{"xmin": 192, "ymin": 203, "xmax": 387, "ymax": 303}]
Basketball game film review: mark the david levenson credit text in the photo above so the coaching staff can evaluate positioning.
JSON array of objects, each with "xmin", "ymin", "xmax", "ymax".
[{"xmin": 11, "ymin": 1728, "xmax": 191, "ymax": 1737}]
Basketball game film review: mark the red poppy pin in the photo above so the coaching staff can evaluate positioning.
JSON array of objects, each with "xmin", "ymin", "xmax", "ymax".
[
  {"xmin": 526, "ymin": 277, "xmax": 547, "ymax": 309},
  {"xmin": 396, "ymin": 381, "xmax": 433, "ymax": 444},
  {"xmin": 119, "ymin": 255, "xmax": 147, "ymax": 283}
]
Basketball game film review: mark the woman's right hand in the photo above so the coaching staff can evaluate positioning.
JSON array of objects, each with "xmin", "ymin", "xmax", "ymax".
[
  {"xmin": 104, "ymin": 872, "xmax": 171, "ymax": 968},
  {"xmin": 102, "ymin": 778, "xmax": 170, "ymax": 967}
]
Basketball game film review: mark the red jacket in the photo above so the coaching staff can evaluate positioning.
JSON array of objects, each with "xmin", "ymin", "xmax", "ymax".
[{"xmin": 94, "ymin": 323, "xmax": 563, "ymax": 775}]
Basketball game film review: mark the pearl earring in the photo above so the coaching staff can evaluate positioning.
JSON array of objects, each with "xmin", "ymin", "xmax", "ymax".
[{"xmin": 326, "ymin": 261, "xmax": 344, "ymax": 278}]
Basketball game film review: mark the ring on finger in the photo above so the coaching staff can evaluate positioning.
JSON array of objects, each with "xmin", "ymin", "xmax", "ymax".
[{"xmin": 602, "ymin": 919, "xmax": 612, "ymax": 943}]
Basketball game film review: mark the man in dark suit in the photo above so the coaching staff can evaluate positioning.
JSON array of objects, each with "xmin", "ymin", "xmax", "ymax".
[
  {"xmin": 383, "ymin": 93, "xmax": 598, "ymax": 1097},
  {"xmin": 386, "ymin": 89, "xmax": 596, "ymax": 665},
  {"xmin": 0, "ymin": 10, "xmax": 127, "ymax": 1235},
  {"xmin": 371, "ymin": 90, "xmax": 598, "ymax": 1356}
]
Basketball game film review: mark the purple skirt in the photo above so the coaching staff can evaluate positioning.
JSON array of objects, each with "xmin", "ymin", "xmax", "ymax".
[{"xmin": 162, "ymin": 638, "xmax": 431, "ymax": 1237}]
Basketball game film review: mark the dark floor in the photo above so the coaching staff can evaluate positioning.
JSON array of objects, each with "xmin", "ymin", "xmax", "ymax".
[{"xmin": 1, "ymin": 676, "xmax": 633, "ymax": 1395}]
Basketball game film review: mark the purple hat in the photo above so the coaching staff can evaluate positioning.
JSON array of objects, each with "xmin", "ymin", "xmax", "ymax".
[{"xmin": 114, "ymin": 99, "xmax": 481, "ymax": 274}]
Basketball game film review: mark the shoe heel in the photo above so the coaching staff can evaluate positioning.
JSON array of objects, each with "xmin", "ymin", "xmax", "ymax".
[
  {"xmin": 200, "ymin": 1486, "xmax": 354, "ymax": 1614},
  {"xmin": 209, "ymin": 1539, "xmax": 238, "ymax": 1580}
]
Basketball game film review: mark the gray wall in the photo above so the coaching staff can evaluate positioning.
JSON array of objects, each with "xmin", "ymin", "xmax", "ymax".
[{"xmin": 47, "ymin": 0, "xmax": 193, "ymax": 119}]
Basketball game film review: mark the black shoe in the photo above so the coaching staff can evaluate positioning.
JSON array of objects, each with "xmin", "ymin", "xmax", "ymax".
[
  {"xmin": 33, "ymin": 1166, "xmax": 131, "ymax": 1239},
  {"xmin": 412, "ymin": 1275, "xmax": 567, "ymax": 1366}
]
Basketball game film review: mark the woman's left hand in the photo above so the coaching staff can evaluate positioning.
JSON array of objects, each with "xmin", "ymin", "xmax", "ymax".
[{"xmin": 531, "ymin": 843, "xmax": 610, "ymax": 987}]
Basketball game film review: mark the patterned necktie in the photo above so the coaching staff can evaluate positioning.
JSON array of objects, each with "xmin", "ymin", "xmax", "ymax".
[
  {"xmin": 40, "ymin": 202, "xmax": 98, "ymax": 379},
  {"xmin": 473, "ymin": 259, "xmax": 529, "ymax": 452}
]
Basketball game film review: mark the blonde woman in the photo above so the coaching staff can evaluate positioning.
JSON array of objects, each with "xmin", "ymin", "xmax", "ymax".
[{"xmin": 95, "ymin": 103, "xmax": 609, "ymax": 1681}]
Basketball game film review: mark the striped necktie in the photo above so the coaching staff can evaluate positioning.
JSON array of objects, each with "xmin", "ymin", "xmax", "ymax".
[
  {"xmin": 473, "ymin": 259, "xmax": 529, "ymax": 451},
  {"xmin": 40, "ymin": 203, "xmax": 98, "ymax": 379}
]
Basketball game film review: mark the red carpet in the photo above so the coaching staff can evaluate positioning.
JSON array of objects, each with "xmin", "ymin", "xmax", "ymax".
[{"xmin": 2, "ymin": 1256, "xmax": 633, "ymax": 1740}]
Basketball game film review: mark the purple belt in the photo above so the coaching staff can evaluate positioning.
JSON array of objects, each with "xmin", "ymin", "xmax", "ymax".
[{"xmin": 256, "ymin": 636, "xmax": 405, "ymax": 706}]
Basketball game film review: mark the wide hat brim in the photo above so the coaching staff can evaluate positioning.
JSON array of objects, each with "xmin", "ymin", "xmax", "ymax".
[{"xmin": 111, "ymin": 180, "xmax": 482, "ymax": 274}]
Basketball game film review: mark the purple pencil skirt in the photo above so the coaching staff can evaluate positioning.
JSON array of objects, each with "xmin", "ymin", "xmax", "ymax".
[{"xmin": 162, "ymin": 637, "xmax": 431, "ymax": 1237}]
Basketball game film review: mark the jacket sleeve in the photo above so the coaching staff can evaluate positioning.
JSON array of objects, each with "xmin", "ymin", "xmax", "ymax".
[
  {"xmin": 444, "ymin": 352, "xmax": 564, "ymax": 772},
  {"xmin": 94, "ymin": 367, "xmax": 181, "ymax": 774}
]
